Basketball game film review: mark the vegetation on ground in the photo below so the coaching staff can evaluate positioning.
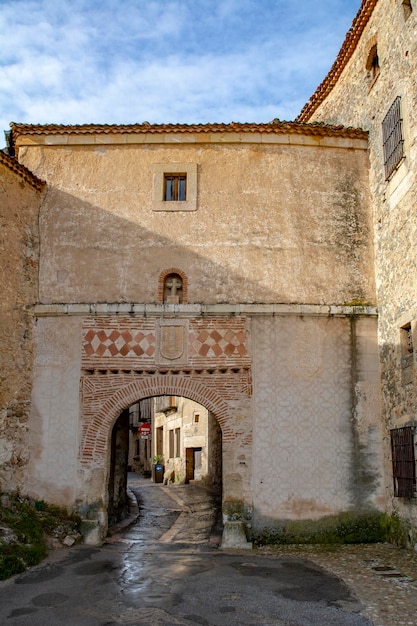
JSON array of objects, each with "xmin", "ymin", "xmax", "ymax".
[
  {"xmin": 253, "ymin": 511, "xmax": 409, "ymax": 547},
  {"xmin": 0, "ymin": 493, "xmax": 81, "ymax": 580}
]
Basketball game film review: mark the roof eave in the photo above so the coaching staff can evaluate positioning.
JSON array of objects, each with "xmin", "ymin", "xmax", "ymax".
[{"xmin": 297, "ymin": 0, "xmax": 379, "ymax": 123}]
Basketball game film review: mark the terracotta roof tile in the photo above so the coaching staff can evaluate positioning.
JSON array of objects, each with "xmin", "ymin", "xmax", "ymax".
[
  {"xmin": 297, "ymin": 0, "xmax": 379, "ymax": 122},
  {"xmin": 10, "ymin": 120, "xmax": 368, "ymax": 141},
  {"xmin": 0, "ymin": 151, "xmax": 45, "ymax": 191}
]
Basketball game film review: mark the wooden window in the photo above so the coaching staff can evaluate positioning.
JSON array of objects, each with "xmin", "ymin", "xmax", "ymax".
[
  {"xmin": 169, "ymin": 429, "xmax": 175, "ymax": 459},
  {"xmin": 153, "ymin": 163, "xmax": 197, "ymax": 212},
  {"xmin": 382, "ymin": 97, "xmax": 404, "ymax": 179},
  {"xmin": 175, "ymin": 428, "xmax": 181, "ymax": 458},
  {"xmin": 391, "ymin": 426, "xmax": 416, "ymax": 497},
  {"xmin": 156, "ymin": 426, "xmax": 163, "ymax": 457},
  {"xmin": 164, "ymin": 174, "xmax": 186, "ymax": 201}
]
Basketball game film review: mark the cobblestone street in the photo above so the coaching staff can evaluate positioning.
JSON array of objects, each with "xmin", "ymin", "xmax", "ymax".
[
  {"xmin": 125, "ymin": 475, "xmax": 417, "ymax": 625},
  {"xmin": 127, "ymin": 475, "xmax": 222, "ymax": 546},
  {"xmin": 1, "ymin": 475, "xmax": 417, "ymax": 624},
  {"xmin": 259, "ymin": 543, "xmax": 417, "ymax": 626}
]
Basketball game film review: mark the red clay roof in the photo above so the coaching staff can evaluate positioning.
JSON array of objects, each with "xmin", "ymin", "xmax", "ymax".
[
  {"xmin": 10, "ymin": 121, "xmax": 368, "ymax": 141},
  {"xmin": 297, "ymin": 0, "xmax": 379, "ymax": 122},
  {"xmin": 0, "ymin": 151, "xmax": 45, "ymax": 191}
]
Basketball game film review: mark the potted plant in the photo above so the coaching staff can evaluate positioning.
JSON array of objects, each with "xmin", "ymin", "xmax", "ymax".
[{"xmin": 152, "ymin": 455, "xmax": 164, "ymax": 483}]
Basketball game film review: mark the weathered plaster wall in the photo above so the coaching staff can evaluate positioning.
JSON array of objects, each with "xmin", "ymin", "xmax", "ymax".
[
  {"xmin": 0, "ymin": 160, "xmax": 42, "ymax": 491},
  {"xmin": 25, "ymin": 307, "xmax": 382, "ymax": 540},
  {"xmin": 24, "ymin": 317, "xmax": 82, "ymax": 507},
  {"xmin": 17, "ymin": 137, "xmax": 375, "ymax": 306},
  {"xmin": 10, "ymin": 128, "xmax": 382, "ymax": 540},
  {"xmin": 309, "ymin": 0, "xmax": 417, "ymax": 524},
  {"xmin": 251, "ymin": 314, "xmax": 384, "ymax": 530}
]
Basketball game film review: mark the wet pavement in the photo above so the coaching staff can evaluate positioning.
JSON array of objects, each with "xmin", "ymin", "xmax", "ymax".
[{"xmin": 0, "ymin": 474, "xmax": 416, "ymax": 625}]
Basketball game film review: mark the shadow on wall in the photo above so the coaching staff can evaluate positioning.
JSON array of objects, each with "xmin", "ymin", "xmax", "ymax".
[{"xmin": 38, "ymin": 185, "xmax": 374, "ymax": 306}]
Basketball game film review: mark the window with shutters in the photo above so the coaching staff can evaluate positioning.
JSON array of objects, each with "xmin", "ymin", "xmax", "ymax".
[
  {"xmin": 391, "ymin": 426, "xmax": 416, "ymax": 497},
  {"xmin": 169, "ymin": 429, "xmax": 175, "ymax": 459},
  {"xmin": 175, "ymin": 428, "xmax": 181, "ymax": 458},
  {"xmin": 382, "ymin": 97, "xmax": 404, "ymax": 180}
]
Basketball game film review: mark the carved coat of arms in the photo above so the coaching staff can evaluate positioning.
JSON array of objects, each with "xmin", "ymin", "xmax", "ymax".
[{"xmin": 160, "ymin": 324, "xmax": 185, "ymax": 360}]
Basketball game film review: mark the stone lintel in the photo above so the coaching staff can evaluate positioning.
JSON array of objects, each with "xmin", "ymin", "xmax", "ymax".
[{"xmin": 32, "ymin": 303, "xmax": 378, "ymax": 318}]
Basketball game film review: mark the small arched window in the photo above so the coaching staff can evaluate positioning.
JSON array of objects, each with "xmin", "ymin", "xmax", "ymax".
[
  {"xmin": 402, "ymin": 0, "xmax": 413, "ymax": 22},
  {"xmin": 163, "ymin": 273, "xmax": 183, "ymax": 304},
  {"xmin": 366, "ymin": 44, "xmax": 380, "ymax": 82}
]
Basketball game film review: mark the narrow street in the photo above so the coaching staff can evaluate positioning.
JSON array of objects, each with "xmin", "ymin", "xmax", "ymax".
[{"xmin": 0, "ymin": 475, "xmax": 416, "ymax": 625}]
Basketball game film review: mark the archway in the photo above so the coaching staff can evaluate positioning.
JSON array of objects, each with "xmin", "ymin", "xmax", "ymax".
[
  {"xmin": 78, "ymin": 370, "xmax": 252, "ymax": 539},
  {"xmin": 107, "ymin": 394, "xmax": 223, "ymax": 531}
]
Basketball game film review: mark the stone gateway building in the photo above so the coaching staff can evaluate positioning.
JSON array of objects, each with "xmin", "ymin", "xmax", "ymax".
[{"xmin": 1, "ymin": 0, "xmax": 416, "ymax": 545}]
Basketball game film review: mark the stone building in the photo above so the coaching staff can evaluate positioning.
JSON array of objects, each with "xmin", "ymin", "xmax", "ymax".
[
  {"xmin": 1, "ymin": 0, "xmax": 414, "ymax": 545},
  {"xmin": 298, "ymin": 0, "xmax": 417, "ymax": 542},
  {"xmin": 152, "ymin": 396, "xmax": 222, "ymax": 487},
  {"xmin": 0, "ymin": 153, "xmax": 44, "ymax": 492},
  {"xmin": 3, "ymin": 120, "xmax": 381, "ymax": 543}
]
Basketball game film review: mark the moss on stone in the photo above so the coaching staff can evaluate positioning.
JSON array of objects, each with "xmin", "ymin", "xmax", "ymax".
[
  {"xmin": 253, "ymin": 511, "xmax": 400, "ymax": 546},
  {"xmin": 0, "ymin": 493, "xmax": 81, "ymax": 580}
]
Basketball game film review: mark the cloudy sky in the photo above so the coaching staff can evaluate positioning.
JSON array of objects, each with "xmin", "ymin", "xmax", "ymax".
[{"xmin": 1, "ymin": 0, "xmax": 359, "ymax": 138}]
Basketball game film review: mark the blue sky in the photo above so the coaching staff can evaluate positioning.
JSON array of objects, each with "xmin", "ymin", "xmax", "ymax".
[{"xmin": 1, "ymin": 0, "xmax": 359, "ymax": 136}]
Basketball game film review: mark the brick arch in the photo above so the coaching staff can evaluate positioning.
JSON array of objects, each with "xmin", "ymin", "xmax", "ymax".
[
  {"xmin": 157, "ymin": 267, "xmax": 188, "ymax": 303},
  {"xmin": 80, "ymin": 375, "xmax": 232, "ymax": 465}
]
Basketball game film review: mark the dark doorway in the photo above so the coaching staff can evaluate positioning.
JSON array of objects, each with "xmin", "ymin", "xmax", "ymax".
[
  {"xmin": 108, "ymin": 409, "xmax": 130, "ymax": 526},
  {"xmin": 185, "ymin": 447, "xmax": 202, "ymax": 483}
]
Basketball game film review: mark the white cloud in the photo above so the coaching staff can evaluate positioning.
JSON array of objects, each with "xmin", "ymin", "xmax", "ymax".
[{"xmin": 0, "ymin": 0, "xmax": 357, "ymax": 139}]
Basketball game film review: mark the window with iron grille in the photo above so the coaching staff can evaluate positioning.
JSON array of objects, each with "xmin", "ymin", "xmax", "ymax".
[
  {"xmin": 164, "ymin": 174, "xmax": 186, "ymax": 201},
  {"xmin": 382, "ymin": 97, "xmax": 404, "ymax": 180},
  {"xmin": 391, "ymin": 426, "xmax": 416, "ymax": 497}
]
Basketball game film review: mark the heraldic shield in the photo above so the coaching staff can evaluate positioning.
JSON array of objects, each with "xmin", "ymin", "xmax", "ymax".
[{"xmin": 158, "ymin": 321, "xmax": 187, "ymax": 362}]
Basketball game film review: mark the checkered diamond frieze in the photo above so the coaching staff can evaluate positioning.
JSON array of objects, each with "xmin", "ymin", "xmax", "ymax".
[
  {"xmin": 190, "ymin": 328, "xmax": 248, "ymax": 358},
  {"xmin": 83, "ymin": 328, "xmax": 155, "ymax": 358}
]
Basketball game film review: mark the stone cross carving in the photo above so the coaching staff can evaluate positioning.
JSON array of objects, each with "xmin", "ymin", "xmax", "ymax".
[{"xmin": 165, "ymin": 276, "xmax": 182, "ymax": 296}]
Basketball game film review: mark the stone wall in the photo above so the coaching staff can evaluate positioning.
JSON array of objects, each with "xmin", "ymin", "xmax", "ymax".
[
  {"xmin": 0, "ymin": 156, "xmax": 44, "ymax": 492},
  {"xmin": 16, "ymin": 131, "xmax": 374, "ymax": 307},
  {"xmin": 26, "ymin": 305, "xmax": 382, "ymax": 539},
  {"xmin": 307, "ymin": 0, "xmax": 417, "ymax": 526},
  {"xmin": 11, "ymin": 125, "xmax": 383, "ymax": 540}
]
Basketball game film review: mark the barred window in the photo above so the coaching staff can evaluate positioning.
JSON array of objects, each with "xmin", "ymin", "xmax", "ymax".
[
  {"xmin": 391, "ymin": 426, "xmax": 416, "ymax": 497},
  {"xmin": 382, "ymin": 97, "xmax": 404, "ymax": 180}
]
